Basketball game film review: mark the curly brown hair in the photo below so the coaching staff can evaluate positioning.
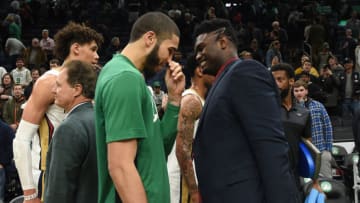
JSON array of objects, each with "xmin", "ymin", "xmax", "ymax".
[{"xmin": 54, "ymin": 22, "xmax": 104, "ymax": 61}]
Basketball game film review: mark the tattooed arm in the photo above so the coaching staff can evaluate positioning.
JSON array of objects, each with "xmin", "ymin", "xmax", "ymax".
[{"xmin": 176, "ymin": 94, "xmax": 203, "ymax": 203}]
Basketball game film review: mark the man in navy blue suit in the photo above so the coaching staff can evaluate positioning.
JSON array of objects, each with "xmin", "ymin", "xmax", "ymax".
[{"xmin": 192, "ymin": 18, "xmax": 300, "ymax": 203}]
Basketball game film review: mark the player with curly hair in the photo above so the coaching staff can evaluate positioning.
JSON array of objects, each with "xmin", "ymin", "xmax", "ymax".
[{"xmin": 13, "ymin": 22, "xmax": 103, "ymax": 203}]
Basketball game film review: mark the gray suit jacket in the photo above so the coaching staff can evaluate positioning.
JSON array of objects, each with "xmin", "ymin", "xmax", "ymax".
[{"xmin": 44, "ymin": 102, "xmax": 97, "ymax": 203}]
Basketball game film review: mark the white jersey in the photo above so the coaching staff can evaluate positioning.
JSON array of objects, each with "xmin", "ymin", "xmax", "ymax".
[
  {"xmin": 31, "ymin": 69, "xmax": 65, "ymax": 187},
  {"xmin": 167, "ymin": 89, "xmax": 204, "ymax": 203}
]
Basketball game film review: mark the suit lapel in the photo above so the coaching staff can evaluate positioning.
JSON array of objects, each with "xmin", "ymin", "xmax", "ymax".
[{"xmin": 197, "ymin": 59, "xmax": 241, "ymax": 132}]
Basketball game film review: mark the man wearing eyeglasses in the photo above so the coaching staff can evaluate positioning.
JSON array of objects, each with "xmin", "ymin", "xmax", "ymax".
[{"xmin": 192, "ymin": 18, "xmax": 299, "ymax": 203}]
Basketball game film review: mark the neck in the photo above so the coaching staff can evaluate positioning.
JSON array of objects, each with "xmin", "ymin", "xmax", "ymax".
[
  {"xmin": 121, "ymin": 42, "xmax": 147, "ymax": 71},
  {"xmin": 65, "ymin": 98, "xmax": 92, "ymax": 113},
  {"xmin": 282, "ymin": 93, "xmax": 293, "ymax": 111},
  {"xmin": 190, "ymin": 79, "xmax": 207, "ymax": 100}
]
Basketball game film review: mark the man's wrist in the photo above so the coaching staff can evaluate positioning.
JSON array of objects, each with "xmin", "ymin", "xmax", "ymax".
[
  {"xmin": 23, "ymin": 192, "xmax": 38, "ymax": 200},
  {"xmin": 167, "ymin": 95, "xmax": 181, "ymax": 106}
]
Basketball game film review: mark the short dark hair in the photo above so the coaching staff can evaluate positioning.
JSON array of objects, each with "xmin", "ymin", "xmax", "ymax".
[
  {"xmin": 54, "ymin": 22, "xmax": 104, "ymax": 61},
  {"xmin": 13, "ymin": 83, "xmax": 23, "ymax": 89},
  {"xmin": 270, "ymin": 63, "xmax": 295, "ymax": 79},
  {"xmin": 193, "ymin": 18, "xmax": 238, "ymax": 47},
  {"xmin": 63, "ymin": 60, "xmax": 97, "ymax": 99},
  {"xmin": 16, "ymin": 57, "xmax": 24, "ymax": 62},
  {"xmin": 50, "ymin": 58, "xmax": 60, "ymax": 65},
  {"xmin": 185, "ymin": 53, "xmax": 198, "ymax": 78},
  {"xmin": 129, "ymin": 12, "xmax": 180, "ymax": 42},
  {"xmin": 31, "ymin": 68, "xmax": 40, "ymax": 74}
]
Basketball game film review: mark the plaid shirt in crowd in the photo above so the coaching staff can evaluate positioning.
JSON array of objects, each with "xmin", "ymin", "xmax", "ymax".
[{"xmin": 305, "ymin": 99, "xmax": 333, "ymax": 152}]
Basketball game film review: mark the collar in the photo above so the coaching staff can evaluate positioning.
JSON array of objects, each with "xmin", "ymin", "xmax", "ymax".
[
  {"xmin": 216, "ymin": 57, "xmax": 238, "ymax": 79},
  {"xmin": 65, "ymin": 101, "xmax": 92, "ymax": 119}
]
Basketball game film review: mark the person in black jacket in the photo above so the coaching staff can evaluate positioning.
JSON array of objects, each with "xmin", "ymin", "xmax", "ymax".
[{"xmin": 0, "ymin": 119, "xmax": 15, "ymax": 202}]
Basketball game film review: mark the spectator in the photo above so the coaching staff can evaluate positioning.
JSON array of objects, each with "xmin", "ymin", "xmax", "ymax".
[
  {"xmin": 23, "ymin": 38, "xmax": 47, "ymax": 70},
  {"xmin": 293, "ymin": 79, "xmax": 333, "ymax": 178},
  {"xmin": 298, "ymin": 71, "xmax": 326, "ymax": 104},
  {"xmin": 0, "ymin": 73, "xmax": 14, "ymax": 119},
  {"xmin": 355, "ymin": 39, "xmax": 360, "ymax": 72},
  {"xmin": 338, "ymin": 58, "xmax": 360, "ymax": 122},
  {"xmin": 0, "ymin": 67, "xmax": 6, "ymax": 85},
  {"xmin": 10, "ymin": 57, "xmax": 31, "ymax": 86},
  {"xmin": 346, "ymin": 11, "xmax": 360, "ymax": 41},
  {"xmin": 265, "ymin": 40, "xmax": 282, "ymax": 68},
  {"xmin": 104, "ymin": 36, "xmax": 121, "ymax": 62},
  {"xmin": 39, "ymin": 29, "xmax": 55, "ymax": 62},
  {"xmin": 306, "ymin": 17, "xmax": 326, "ymax": 69},
  {"xmin": 152, "ymin": 80, "xmax": 166, "ymax": 118},
  {"xmin": 318, "ymin": 42, "xmax": 332, "ymax": 70},
  {"xmin": 4, "ymin": 37, "xmax": 25, "ymax": 71},
  {"xmin": 327, "ymin": 55, "xmax": 344, "ymax": 77},
  {"xmin": 2, "ymin": 84, "xmax": 25, "ymax": 132},
  {"xmin": 6, "ymin": 15, "xmax": 21, "ymax": 40},
  {"xmin": 295, "ymin": 58, "xmax": 320, "ymax": 79},
  {"xmin": 239, "ymin": 50, "xmax": 252, "ymax": 60},
  {"xmin": 319, "ymin": 64, "xmax": 341, "ymax": 114},
  {"xmin": 271, "ymin": 21, "xmax": 288, "ymax": 50},
  {"xmin": 0, "ymin": 119, "xmax": 15, "ymax": 203},
  {"xmin": 354, "ymin": 109, "xmax": 360, "ymax": 154},
  {"xmin": 24, "ymin": 68, "xmax": 40, "ymax": 99},
  {"xmin": 49, "ymin": 58, "xmax": 60, "ymax": 69},
  {"xmin": 247, "ymin": 38, "xmax": 264, "ymax": 64},
  {"xmin": 340, "ymin": 28, "xmax": 357, "ymax": 62}
]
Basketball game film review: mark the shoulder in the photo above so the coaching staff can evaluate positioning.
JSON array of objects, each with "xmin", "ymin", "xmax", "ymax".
[
  {"xmin": 180, "ymin": 94, "xmax": 203, "ymax": 119},
  {"xmin": 232, "ymin": 59, "xmax": 267, "ymax": 73},
  {"xmin": 230, "ymin": 60, "xmax": 273, "ymax": 82},
  {"xmin": 34, "ymin": 73, "xmax": 57, "ymax": 89}
]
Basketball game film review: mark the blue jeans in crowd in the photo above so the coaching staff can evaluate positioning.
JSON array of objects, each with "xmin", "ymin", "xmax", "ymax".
[{"xmin": 342, "ymin": 98, "xmax": 360, "ymax": 118}]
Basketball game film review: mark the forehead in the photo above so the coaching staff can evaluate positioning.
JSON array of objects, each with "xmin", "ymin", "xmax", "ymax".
[
  {"xmin": 83, "ymin": 40, "xmax": 98, "ymax": 47},
  {"xmin": 272, "ymin": 70, "xmax": 287, "ymax": 78},
  {"xmin": 294, "ymin": 86, "xmax": 305, "ymax": 90},
  {"xmin": 195, "ymin": 33, "xmax": 209, "ymax": 45}
]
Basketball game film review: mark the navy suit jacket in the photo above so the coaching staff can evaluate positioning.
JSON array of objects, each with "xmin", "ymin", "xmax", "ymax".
[{"xmin": 193, "ymin": 59, "xmax": 299, "ymax": 203}]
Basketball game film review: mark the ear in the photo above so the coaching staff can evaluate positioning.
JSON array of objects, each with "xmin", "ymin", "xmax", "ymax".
[
  {"xmin": 73, "ymin": 83, "xmax": 83, "ymax": 97},
  {"xmin": 289, "ymin": 78, "xmax": 295, "ymax": 86},
  {"xmin": 218, "ymin": 35, "xmax": 228, "ymax": 50},
  {"xmin": 196, "ymin": 67, "xmax": 203, "ymax": 77},
  {"xmin": 70, "ymin": 43, "xmax": 81, "ymax": 56},
  {"xmin": 143, "ymin": 31, "xmax": 157, "ymax": 48}
]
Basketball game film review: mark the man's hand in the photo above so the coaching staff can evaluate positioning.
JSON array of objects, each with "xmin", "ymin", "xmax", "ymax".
[{"xmin": 165, "ymin": 61, "xmax": 185, "ymax": 106}]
